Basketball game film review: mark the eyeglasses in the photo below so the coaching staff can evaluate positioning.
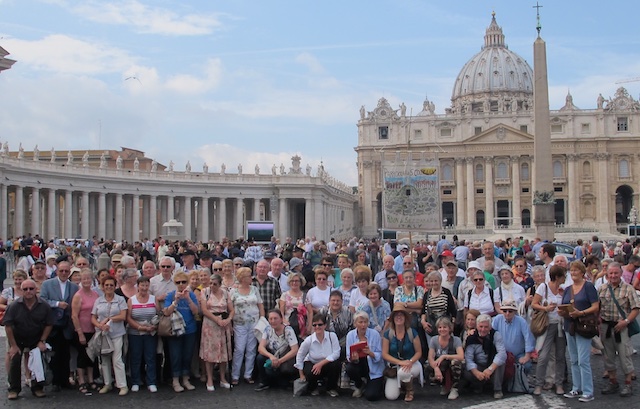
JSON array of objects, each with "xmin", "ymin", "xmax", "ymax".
[
  {"xmin": 316, "ymin": 277, "xmax": 327, "ymax": 281},
  {"xmin": 175, "ymin": 280, "xmax": 187, "ymax": 284},
  {"xmin": 160, "ymin": 265, "xmax": 173, "ymax": 268},
  {"xmin": 387, "ymin": 276, "xmax": 397, "ymax": 280},
  {"xmin": 503, "ymin": 310, "xmax": 516, "ymax": 314},
  {"xmin": 211, "ymin": 282, "xmax": 220, "ymax": 286},
  {"xmin": 515, "ymin": 264, "xmax": 525, "ymax": 268},
  {"xmin": 234, "ymin": 263, "xmax": 243, "ymax": 266},
  {"xmin": 103, "ymin": 284, "xmax": 115, "ymax": 287},
  {"xmin": 473, "ymin": 278, "xmax": 484, "ymax": 282},
  {"xmin": 213, "ymin": 268, "xmax": 222, "ymax": 271},
  {"xmin": 312, "ymin": 323, "xmax": 325, "ymax": 327},
  {"xmin": 322, "ymin": 263, "xmax": 333, "ymax": 267},
  {"xmin": 400, "ymin": 249, "xmax": 408, "ymax": 252},
  {"xmin": 22, "ymin": 287, "xmax": 36, "ymax": 291},
  {"xmin": 403, "ymin": 262, "xmax": 412, "ymax": 265}
]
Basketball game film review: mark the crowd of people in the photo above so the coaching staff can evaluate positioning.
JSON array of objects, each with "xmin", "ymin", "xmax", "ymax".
[{"xmin": 1, "ymin": 233, "xmax": 639, "ymax": 403}]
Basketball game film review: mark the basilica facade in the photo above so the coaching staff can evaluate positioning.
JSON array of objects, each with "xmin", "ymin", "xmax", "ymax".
[{"xmin": 355, "ymin": 14, "xmax": 640, "ymax": 238}]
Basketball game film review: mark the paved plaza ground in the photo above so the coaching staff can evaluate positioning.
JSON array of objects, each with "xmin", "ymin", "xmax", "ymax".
[{"xmin": 1, "ymin": 324, "xmax": 639, "ymax": 409}]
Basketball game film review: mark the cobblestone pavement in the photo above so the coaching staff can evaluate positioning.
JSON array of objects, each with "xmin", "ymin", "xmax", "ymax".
[{"xmin": 1, "ymin": 328, "xmax": 638, "ymax": 409}]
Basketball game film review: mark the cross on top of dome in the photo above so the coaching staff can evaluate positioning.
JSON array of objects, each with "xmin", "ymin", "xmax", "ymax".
[{"xmin": 484, "ymin": 12, "xmax": 506, "ymax": 49}]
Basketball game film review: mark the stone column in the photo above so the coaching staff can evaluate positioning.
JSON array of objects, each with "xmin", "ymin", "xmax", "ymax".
[
  {"xmin": 597, "ymin": 153, "xmax": 611, "ymax": 231},
  {"xmin": 184, "ymin": 196, "xmax": 192, "ymax": 239},
  {"xmin": 0, "ymin": 184, "xmax": 7, "ymax": 239},
  {"xmin": 567, "ymin": 154, "xmax": 578, "ymax": 226},
  {"xmin": 201, "ymin": 197, "xmax": 209, "ymax": 242},
  {"xmin": 115, "ymin": 193, "xmax": 123, "ymax": 240},
  {"xmin": 455, "ymin": 158, "xmax": 465, "ymax": 228},
  {"xmin": 14, "ymin": 186, "xmax": 24, "ymax": 237},
  {"xmin": 235, "ymin": 198, "xmax": 244, "ymax": 238},
  {"xmin": 252, "ymin": 198, "xmax": 261, "ymax": 221},
  {"xmin": 465, "ymin": 157, "xmax": 475, "ymax": 228},
  {"xmin": 305, "ymin": 198, "xmax": 314, "ymax": 237},
  {"xmin": 511, "ymin": 156, "xmax": 521, "ymax": 228},
  {"xmin": 278, "ymin": 198, "xmax": 287, "ymax": 239},
  {"xmin": 314, "ymin": 199, "xmax": 323, "ymax": 240},
  {"xmin": 64, "ymin": 190, "xmax": 72, "ymax": 239},
  {"xmin": 81, "ymin": 191, "xmax": 89, "ymax": 239},
  {"xmin": 98, "ymin": 192, "xmax": 106, "ymax": 240},
  {"xmin": 484, "ymin": 157, "xmax": 494, "ymax": 229},
  {"xmin": 217, "ymin": 198, "xmax": 227, "ymax": 240},
  {"xmin": 132, "ymin": 194, "xmax": 140, "ymax": 242},
  {"xmin": 48, "ymin": 189, "xmax": 56, "ymax": 240},
  {"xmin": 149, "ymin": 195, "xmax": 157, "ymax": 240},
  {"xmin": 31, "ymin": 187, "xmax": 41, "ymax": 236},
  {"xmin": 167, "ymin": 195, "xmax": 175, "ymax": 220}
]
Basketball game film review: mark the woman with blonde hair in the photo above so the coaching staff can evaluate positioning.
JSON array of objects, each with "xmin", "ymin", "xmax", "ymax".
[{"xmin": 230, "ymin": 267, "xmax": 265, "ymax": 384}]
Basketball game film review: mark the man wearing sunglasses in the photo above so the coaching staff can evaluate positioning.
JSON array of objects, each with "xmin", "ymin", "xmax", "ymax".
[{"xmin": 5, "ymin": 279, "xmax": 55, "ymax": 399}]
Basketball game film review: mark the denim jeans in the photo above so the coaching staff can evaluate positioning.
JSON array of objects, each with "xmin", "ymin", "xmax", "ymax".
[
  {"xmin": 128, "ymin": 333, "xmax": 157, "ymax": 386},
  {"xmin": 168, "ymin": 332, "xmax": 196, "ymax": 378},
  {"xmin": 565, "ymin": 332, "xmax": 593, "ymax": 396},
  {"xmin": 231, "ymin": 323, "xmax": 257, "ymax": 381}
]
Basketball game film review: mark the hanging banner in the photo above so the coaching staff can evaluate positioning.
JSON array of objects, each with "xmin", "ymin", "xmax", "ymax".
[{"xmin": 382, "ymin": 159, "xmax": 441, "ymax": 231}]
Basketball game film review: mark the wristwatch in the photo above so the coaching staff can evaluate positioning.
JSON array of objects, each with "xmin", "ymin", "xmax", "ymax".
[{"xmin": 624, "ymin": 318, "xmax": 629, "ymax": 324}]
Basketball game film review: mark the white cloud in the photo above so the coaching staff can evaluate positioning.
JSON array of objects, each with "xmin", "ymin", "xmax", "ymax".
[
  {"xmin": 68, "ymin": 0, "xmax": 223, "ymax": 36},
  {"xmin": 4, "ymin": 34, "xmax": 135, "ymax": 74},
  {"xmin": 165, "ymin": 58, "xmax": 222, "ymax": 94}
]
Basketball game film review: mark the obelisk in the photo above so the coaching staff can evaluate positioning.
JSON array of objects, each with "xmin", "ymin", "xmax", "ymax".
[{"xmin": 532, "ymin": 5, "xmax": 555, "ymax": 241}]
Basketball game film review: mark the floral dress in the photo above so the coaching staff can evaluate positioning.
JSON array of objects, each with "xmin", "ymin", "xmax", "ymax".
[
  {"xmin": 230, "ymin": 286, "xmax": 263, "ymax": 326},
  {"xmin": 200, "ymin": 287, "xmax": 233, "ymax": 363}
]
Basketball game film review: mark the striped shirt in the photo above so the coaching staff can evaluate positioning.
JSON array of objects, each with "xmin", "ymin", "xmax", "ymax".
[{"xmin": 128, "ymin": 294, "xmax": 157, "ymax": 335}]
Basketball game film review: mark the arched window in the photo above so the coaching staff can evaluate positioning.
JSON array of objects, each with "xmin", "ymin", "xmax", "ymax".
[
  {"xmin": 496, "ymin": 162, "xmax": 508, "ymax": 179},
  {"xmin": 442, "ymin": 164, "xmax": 453, "ymax": 181},
  {"xmin": 475, "ymin": 164, "xmax": 484, "ymax": 182},
  {"xmin": 553, "ymin": 160, "xmax": 564, "ymax": 178},
  {"xmin": 520, "ymin": 163, "xmax": 529, "ymax": 181},
  {"xmin": 619, "ymin": 159, "xmax": 630, "ymax": 178},
  {"xmin": 521, "ymin": 209, "xmax": 531, "ymax": 227},
  {"xmin": 582, "ymin": 161, "xmax": 591, "ymax": 177},
  {"xmin": 476, "ymin": 210, "xmax": 485, "ymax": 227}
]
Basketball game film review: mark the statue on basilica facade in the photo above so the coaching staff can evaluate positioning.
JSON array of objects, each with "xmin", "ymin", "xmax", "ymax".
[
  {"xmin": 168, "ymin": 160, "xmax": 174, "ymax": 172},
  {"xmin": 306, "ymin": 164, "xmax": 312, "ymax": 176},
  {"xmin": 50, "ymin": 147, "xmax": 56, "ymax": 163},
  {"xmin": 399, "ymin": 103, "xmax": 406, "ymax": 117},
  {"xmin": 360, "ymin": 105, "xmax": 366, "ymax": 120},
  {"xmin": 67, "ymin": 151, "xmax": 74, "ymax": 165},
  {"xmin": 185, "ymin": 161, "xmax": 191, "ymax": 174},
  {"xmin": 116, "ymin": 155, "xmax": 123, "ymax": 170},
  {"xmin": 272, "ymin": 164, "xmax": 277, "ymax": 175},
  {"xmin": 17, "ymin": 143, "xmax": 24, "ymax": 159},
  {"xmin": 82, "ymin": 151, "xmax": 89, "ymax": 166},
  {"xmin": 290, "ymin": 155, "xmax": 302, "ymax": 174},
  {"xmin": 33, "ymin": 145, "xmax": 39, "ymax": 161},
  {"xmin": 151, "ymin": 159, "xmax": 157, "ymax": 172},
  {"xmin": 203, "ymin": 162, "xmax": 208, "ymax": 174},
  {"xmin": 498, "ymin": 95, "xmax": 505, "ymax": 112},
  {"xmin": 100, "ymin": 152, "xmax": 107, "ymax": 168},
  {"xmin": 1, "ymin": 142, "xmax": 8, "ymax": 156},
  {"xmin": 133, "ymin": 157, "xmax": 140, "ymax": 171},
  {"xmin": 483, "ymin": 97, "xmax": 490, "ymax": 113},
  {"xmin": 597, "ymin": 93, "xmax": 605, "ymax": 110},
  {"xmin": 220, "ymin": 163, "xmax": 226, "ymax": 175},
  {"xmin": 237, "ymin": 163, "xmax": 242, "ymax": 174},
  {"xmin": 255, "ymin": 164, "xmax": 260, "ymax": 175},
  {"xmin": 279, "ymin": 163, "xmax": 285, "ymax": 175}
]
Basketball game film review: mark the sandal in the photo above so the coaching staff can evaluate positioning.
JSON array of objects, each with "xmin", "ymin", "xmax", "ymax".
[
  {"xmin": 244, "ymin": 378, "xmax": 255, "ymax": 384},
  {"xmin": 79, "ymin": 384, "xmax": 89, "ymax": 394},
  {"xmin": 231, "ymin": 379, "xmax": 239, "ymax": 386},
  {"xmin": 89, "ymin": 382, "xmax": 99, "ymax": 391}
]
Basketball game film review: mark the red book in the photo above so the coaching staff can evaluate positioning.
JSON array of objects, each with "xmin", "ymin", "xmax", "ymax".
[{"xmin": 349, "ymin": 341, "xmax": 368, "ymax": 359}]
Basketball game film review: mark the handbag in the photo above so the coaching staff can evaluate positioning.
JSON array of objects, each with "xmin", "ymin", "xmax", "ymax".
[
  {"xmin": 383, "ymin": 365, "xmax": 398, "ymax": 378},
  {"xmin": 506, "ymin": 362, "xmax": 532, "ymax": 393},
  {"xmin": 157, "ymin": 314, "xmax": 173, "ymax": 337},
  {"xmin": 608, "ymin": 285, "xmax": 640, "ymax": 337},
  {"xmin": 530, "ymin": 284, "xmax": 549, "ymax": 337},
  {"xmin": 293, "ymin": 378, "xmax": 308, "ymax": 397}
]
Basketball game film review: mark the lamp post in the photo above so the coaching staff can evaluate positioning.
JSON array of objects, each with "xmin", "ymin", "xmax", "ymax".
[{"xmin": 629, "ymin": 205, "xmax": 638, "ymax": 240}]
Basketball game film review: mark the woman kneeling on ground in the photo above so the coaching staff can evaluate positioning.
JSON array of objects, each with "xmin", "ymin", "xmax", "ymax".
[
  {"xmin": 255, "ymin": 310, "xmax": 299, "ymax": 391},
  {"xmin": 427, "ymin": 317, "xmax": 464, "ymax": 400}
]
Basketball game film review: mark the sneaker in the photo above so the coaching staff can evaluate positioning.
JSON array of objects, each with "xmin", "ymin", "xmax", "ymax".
[
  {"xmin": 620, "ymin": 384, "xmax": 633, "ymax": 397},
  {"xmin": 148, "ymin": 385, "xmax": 157, "ymax": 393},
  {"xmin": 564, "ymin": 390, "xmax": 581, "ymax": 398},
  {"xmin": 601, "ymin": 382, "xmax": 620, "ymax": 395},
  {"xmin": 254, "ymin": 383, "xmax": 270, "ymax": 392},
  {"xmin": 493, "ymin": 391, "xmax": 503, "ymax": 399},
  {"xmin": 448, "ymin": 388, "xmax": 459, "ymax": 400},
  {"xmin": 578, "ymin": 394, "xmax": 594, "ymax": 402},
  {"xmin": 327, "ymin": 389, "xmax": 339, "ymax": 398},
  {"xmin": 533, "ymin": 386, "xmax": 542, "ymax": 396},
  {"xmin": 130, "ymin": 385, "xmax": 139, "ymax": 392}
]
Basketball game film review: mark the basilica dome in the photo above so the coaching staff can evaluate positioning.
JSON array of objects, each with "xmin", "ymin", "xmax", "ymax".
[{"xmin": 450, "ymin": 13, "xmax": 533, "ymax": 113}]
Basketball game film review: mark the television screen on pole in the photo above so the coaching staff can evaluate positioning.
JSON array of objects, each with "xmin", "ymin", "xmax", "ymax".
[{"xmin": 246, "ymin": 221, "xmax": 274, "ymax": 244}]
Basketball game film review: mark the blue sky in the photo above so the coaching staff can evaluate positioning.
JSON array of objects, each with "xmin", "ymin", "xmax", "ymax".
[{"xmin": 1, "ymin": 0, "xmax": 639, "ymax": 186}]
